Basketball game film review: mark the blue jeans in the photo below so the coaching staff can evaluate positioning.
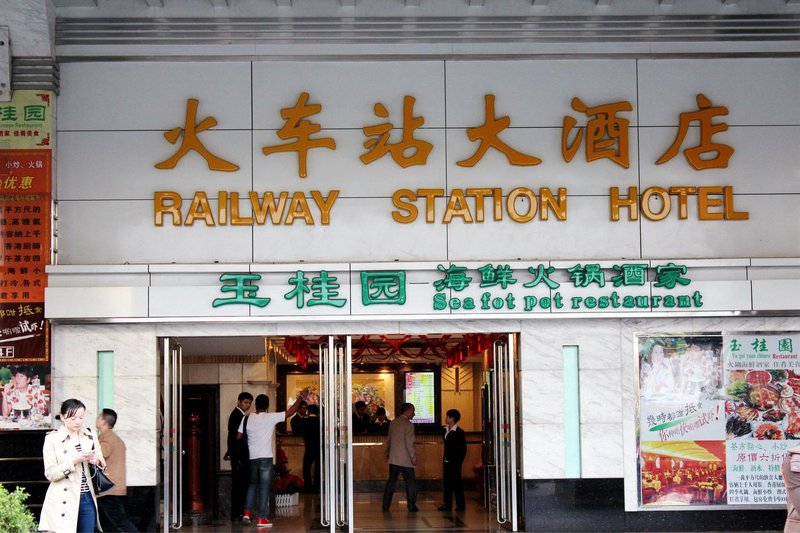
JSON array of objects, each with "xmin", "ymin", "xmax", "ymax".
[
  {"xmin": 246, "ymin": 457, "xmax": 274, "ymax": 519},
  {"xmin": 77, "ymin": 491, "xmax": 96, "ymax": 533}
]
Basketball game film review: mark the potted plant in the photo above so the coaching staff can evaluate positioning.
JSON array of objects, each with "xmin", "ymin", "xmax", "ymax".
[
  {"xmin": 273, "ymin": 443, "xmax": 303, "ymax": 507},
  {"xmin": 0, "ymin": 485, "xmax": 37, "ymax": 533}
]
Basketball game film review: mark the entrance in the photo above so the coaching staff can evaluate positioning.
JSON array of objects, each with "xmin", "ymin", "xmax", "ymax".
[{"xmin": 159, "ymin": 332, "xmax": 522, "ymax": 532}]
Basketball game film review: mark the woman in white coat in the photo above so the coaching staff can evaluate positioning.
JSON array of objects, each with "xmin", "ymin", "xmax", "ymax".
[{"xmin": 40, "ymin": 398, "xmax": 106, "ymax": 533}]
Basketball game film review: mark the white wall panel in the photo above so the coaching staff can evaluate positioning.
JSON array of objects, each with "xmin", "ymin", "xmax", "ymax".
[
  {"xmin": 753, "ymin": 279, "xmax": 800, "ymax": 310},
  {"xmin": 57, "ymin": 200, "xmax": 253, "ymax": 264},
  {"xmin": 252, "ymin": 61, "xmax": 446, "ymax": 129},
  {"xmin": 45, "ymin": 287, "xmax": 149, "ymax": 318},
  {"xmin": 252, "ymin": 129, "xmax": 446, "ymax": 196},
  {"xmin": 637, "ymin": 58, "xmax": 800, "ymax": 126},
  {"xmin": 57, "ymin": 130, "xmax": 253, "ymax": 199},
  {"xmin": 58, "ymin": 62, "xmax": 252, "ymax": 130},
  {"xmin": 640, "ymin": 195, "xmax": 800, "ymax": 258},
  {"xmin": 446, "ymin": 196, "xmax": 641, "ymax": 261},
  {"xmin": 445, "ymin": 128, "xmax": 638, "ymax": 195},
  {"xmin": 252, "ymin": 197, "xmax": 449, "ymax": 263},
  {"xmin": 638, "ymin": 126, "xmax": 800, "ymax": 193},
  {"xmin": 445, "ymin": 60, "xmax": 638, "ymax": 128}
]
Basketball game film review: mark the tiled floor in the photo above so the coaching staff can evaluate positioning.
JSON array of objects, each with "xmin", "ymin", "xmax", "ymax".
[{"xmin": 182, "ymin": 491, "xmax": 502, "ymax": 532}]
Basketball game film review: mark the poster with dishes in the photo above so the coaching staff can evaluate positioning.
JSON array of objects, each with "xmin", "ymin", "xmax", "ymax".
[
  {"xmin": 638, "ymin": 333, "xmax": 800, "ymax": 508},
  {"xmin": 721, "ymin": 334, "xmax": 800, "ymax": 505},
  {"xmin": 637, "ymin": 335, "xmax": 727, "ymax": 507}
]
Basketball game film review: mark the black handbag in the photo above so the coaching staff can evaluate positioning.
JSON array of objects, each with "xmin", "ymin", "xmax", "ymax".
[
  {"xmin": 89, "ymin": 463, "xmax": 116, "ymax": 496},
  {"xmin": 87, "ymin": 428, "xmax": 116, "ymax": 496}
]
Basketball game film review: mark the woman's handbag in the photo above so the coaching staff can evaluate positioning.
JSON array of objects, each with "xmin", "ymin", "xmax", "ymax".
[
  {"xmin": 89, "ymin": 464, "xmax": 116, "ymax": 496},
  {"xmin": 87, "ymin": 427, "xmax": 116, "ymax": 496}
]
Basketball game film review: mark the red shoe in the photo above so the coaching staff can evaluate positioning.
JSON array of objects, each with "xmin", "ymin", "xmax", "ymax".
[
  {"xmin": 256, "ymin": 518, "xmax": 273, "ymax": 528},
  {"xmin": 242, "ymin": 511, "xmax": 252, "ymax": 524}
]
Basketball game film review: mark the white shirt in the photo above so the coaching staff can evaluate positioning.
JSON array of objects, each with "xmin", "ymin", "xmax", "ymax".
[
  {"xmin": 445, "ymin": 422, "xmax": 459, "ymax": 439},
  {"xmin": 238, "ymin": 411, "xmax": 285, "ymax": 459}
]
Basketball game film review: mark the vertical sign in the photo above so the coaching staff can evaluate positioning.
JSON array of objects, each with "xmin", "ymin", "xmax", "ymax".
[{"xmin": 0, "ymin": 90, "xmax": 52, "ymax": 430}]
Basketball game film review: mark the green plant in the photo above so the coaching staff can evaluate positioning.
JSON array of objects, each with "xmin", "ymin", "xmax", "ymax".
[{"xmin": 0, "ymin": 484, "xmax": 37, "ymax": 533}]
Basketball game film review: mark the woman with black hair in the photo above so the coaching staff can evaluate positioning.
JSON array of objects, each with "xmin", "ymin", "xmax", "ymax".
[{"xmin": 40, "ymin": 398, "xmax": 106, "ymax": 533}]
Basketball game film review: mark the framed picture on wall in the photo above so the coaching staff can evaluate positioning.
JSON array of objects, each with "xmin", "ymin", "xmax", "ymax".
[
  {"xmin": 285, "ymin": 373, "xmax": 320, "ymax": 407},
  {"xmin": 352, "ymin": 372, "xmax": 395, "ymax": 418}
]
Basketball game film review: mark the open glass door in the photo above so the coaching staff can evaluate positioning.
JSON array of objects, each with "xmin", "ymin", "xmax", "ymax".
[
  {"xmin": 319, "ymin": 336, "xmax": 354, "ymax": 532},
  {"xmin": 492, "ymin": 334, "xmax": 521, "ymax": 531},
  {"xmin": 161, "ymin": 338, "xmax": 183, "ymax": 532}
]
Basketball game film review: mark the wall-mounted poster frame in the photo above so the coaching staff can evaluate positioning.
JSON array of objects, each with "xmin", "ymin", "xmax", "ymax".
[
  {"xmin": 285, "ymin": 373, "xmax": 320, "ymax": 408},
  {"xmin": 351, "ymin": 372, "xmax": 395, "ymax": 419},
  {"xmin": 635, "ymin": 332, "xmax": 799, "ymax": 511}
]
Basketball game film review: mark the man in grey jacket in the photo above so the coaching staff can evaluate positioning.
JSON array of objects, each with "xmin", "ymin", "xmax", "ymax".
[{"xmin": 382, "ymin": 403, "xmax": 418, "ymax": 512}]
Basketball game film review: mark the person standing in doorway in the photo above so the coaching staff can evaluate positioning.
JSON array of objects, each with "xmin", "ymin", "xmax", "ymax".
[
  {"xmin": 382, "ymin": 403, "xmax": 418, "ymax": 512},
  {"xmin": 302, "ymin": 404, "xmax": 321, "ymax": 493},
  {"xmin": 290, "ymin": 400, "xmax": 307, "ymax": 435},
  {"xmin": 224, "ymin": 391, "xmax": 253, "ymax": 522},
  {"xmin": 438, "ymin": 408, "xmax": 467, "ymax": 512},
  {"xmin": 96, "ymin": 408, "xmax": 139, "ymax": 532},
  {"xmin": 239, "ymin": 393, "xmax": 303, "ymax": 529}
]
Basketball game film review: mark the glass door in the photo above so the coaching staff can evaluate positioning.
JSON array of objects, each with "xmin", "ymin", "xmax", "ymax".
[
  {"xmin": 491, "ymin": 334, "xmax": 521, "ymax": 531},
  {"xmin": 161, "ymin": 338, "xmax": 183, "ymax": 532},
  {"xmin": 319, "ymin": 336, "xmax": 354, "ymax": 532}
]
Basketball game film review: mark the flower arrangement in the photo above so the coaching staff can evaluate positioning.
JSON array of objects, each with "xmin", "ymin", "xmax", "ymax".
[{"xmin": 273, "ymin": 443, "xmax": 304, "ymax": 495}]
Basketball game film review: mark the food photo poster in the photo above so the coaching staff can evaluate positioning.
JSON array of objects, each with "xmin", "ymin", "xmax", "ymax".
[{"xmin": 637, "ymin": 333, "xmax": 800, "ymax": 508}]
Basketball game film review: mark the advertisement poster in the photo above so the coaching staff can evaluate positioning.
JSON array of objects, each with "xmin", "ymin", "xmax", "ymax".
[
  {"xmin": 0, "ymin": 363, "xmax": 51, "ymax": 430},
  {"xmin": 638, "ymin": 333, "xmax": 800, "ymax": 508},
  {"xmin": 0, "ymin": 91, "xmax": 53, "ymax": 430},
  {"xmin": 405, "ymin": 371, "xmax": 435, "ymax": 424}
]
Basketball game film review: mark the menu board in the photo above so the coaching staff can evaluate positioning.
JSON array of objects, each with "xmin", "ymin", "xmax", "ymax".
[
  {"xmin": 404, "ymin": 371, "xmax": 435, "ymax": 424},
  {"xmin": 637, "ymin": 333, "xmax": 800, "ymax": 508}
]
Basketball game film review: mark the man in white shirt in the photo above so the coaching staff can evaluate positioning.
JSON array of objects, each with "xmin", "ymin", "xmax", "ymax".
[{"xmin": 237, "ymin": 393, "xmax": 302, "ymax": 529}]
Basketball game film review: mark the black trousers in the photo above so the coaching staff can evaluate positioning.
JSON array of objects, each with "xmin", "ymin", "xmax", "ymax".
[
  {"xmin": 303, "ymin": 448, "xmax": 320, "ymax": 492},
  {"xmin": 98, "ymin": 495, "xmax": 139, "ymax": 532},
  {"xmin": 231, "ymin": 460, "xmax": 249, "ymax": 519},
  {"xmin": 442, "ymin": 460, "xmax": 465, "ymax": 510},
  {"xmin": 382, "ymin": 464, "xmax": 417, "ymax": 510}
]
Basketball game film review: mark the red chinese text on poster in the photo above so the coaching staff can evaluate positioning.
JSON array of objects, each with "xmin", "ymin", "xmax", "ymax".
[{"xmin": 0, "ymin": 149, "xmax": 50, "ymax": 363}]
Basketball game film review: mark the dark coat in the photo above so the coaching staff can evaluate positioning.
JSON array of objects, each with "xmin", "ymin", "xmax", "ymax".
[
  {"xmin": 226, "ymin": 407, "xmax": 246, "ymax": 464},
  {"xmin": 443, "ymin": 426, "xmax": 467, "ymax": 465}
]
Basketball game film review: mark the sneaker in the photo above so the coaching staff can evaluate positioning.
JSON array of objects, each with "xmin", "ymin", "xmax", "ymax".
[
  {"xmin": 256, "ymin": 518, "xmax": 273, "ymax": 528},
  {"xmin": 242, "ymin": 511, "xmax": 252, "ymax": 524}
]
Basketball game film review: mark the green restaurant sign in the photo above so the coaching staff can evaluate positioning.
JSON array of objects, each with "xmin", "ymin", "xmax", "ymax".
[{"xmin": 211, "ymin": 262, "xmax": 703, "ymax": 314}]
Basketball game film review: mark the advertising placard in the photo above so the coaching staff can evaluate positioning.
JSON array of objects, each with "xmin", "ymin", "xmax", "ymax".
[
  {"xmin": 0, "ymin": 90, "xmax": 53, "ymax": 430},
  {"xmin": 638, "ymin": 333, "xmax": 800, "ymax": 508}
]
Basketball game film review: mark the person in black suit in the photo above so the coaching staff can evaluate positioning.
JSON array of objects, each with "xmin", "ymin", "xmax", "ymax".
[
  {"xmin": 223, "ymin": 392, "xmax": 253, "ymax": 521},
  {"xmin": 368, "ymin": 407, "xmax": 391, "ymax": 434},
  {"xmin": 438, "ymin": 408, "xmax": 467, "ymax": 512},
  {"xmin": 290, "ymin": 400, "xmax": 308, "ymax": 434},
  {"xmin": 302, "ymin": 404, "xmax": 321, "ymax": 493},
  {"xmin": 352, "ymin": 401, "xmax": 370, "ymax": 435}
]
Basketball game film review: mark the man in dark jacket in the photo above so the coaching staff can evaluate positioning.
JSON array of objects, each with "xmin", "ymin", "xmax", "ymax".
[
  {"xmin": 223, "ymin": 392, "xmax": 252, "ymax": 521},
  {"xmin": 352, "ymin": 401, "xmax": 370, "ymax": 435},
  {"xmin": 438, "ymin": 408, "xmax": 467, "ymax": 512},
  {"xmin": 302, "ymin": 404, "xmax": 321, "ymax": 493}
]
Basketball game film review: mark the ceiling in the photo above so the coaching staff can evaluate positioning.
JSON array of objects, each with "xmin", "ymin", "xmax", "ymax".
[{"xmin": 172, "ymin": 333, "xmax": 487, "ymax": 365}]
